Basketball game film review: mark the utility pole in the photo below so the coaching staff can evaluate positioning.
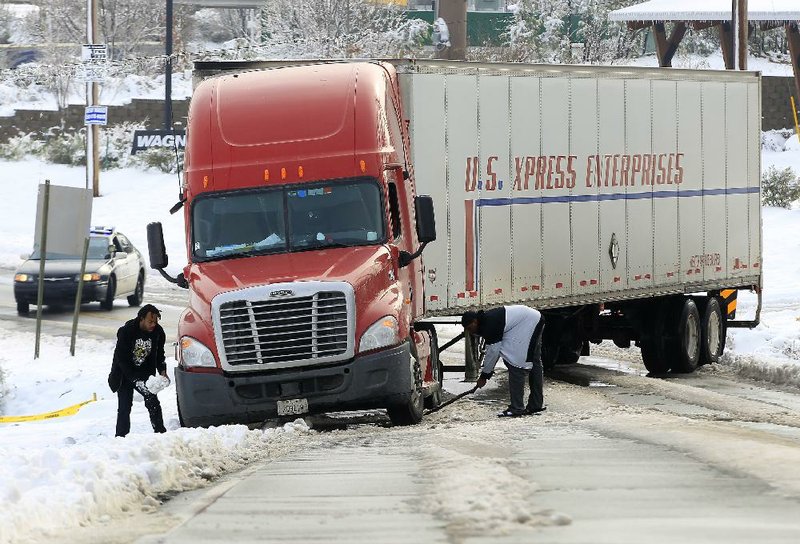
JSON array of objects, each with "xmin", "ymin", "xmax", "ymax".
[
  {"xmin": 86, "ymin": 0, "xmax": 100, "ymax": 197},
  {"xmin": 165, "ymin": 0, "xmax": 173, "ymax": 130},
  {"xmin": 738, "ymin": 0, "xmax": 748, "ymax": 70},
  {"xmin": 435, "ymin": 0, "xmax": 467, "ymax": 60}
]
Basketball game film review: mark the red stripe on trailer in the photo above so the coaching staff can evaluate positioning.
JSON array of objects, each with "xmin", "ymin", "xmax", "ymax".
[
  {"xmin": 521, "ymin": 286, "xmax": 529, "ymax": 292},
  {"xmin": 555, "ymin": 282, "xmax": 564, "ymax": 288},
  {"xmin": 579, "ymin": 280, "xmax": 587, "ymax": 287},
  {"xmin": 667, "ymin": 272, "xmax": 674, "ymax": 277},
  {"xmin": 614, "ymin": 277, "xmax": 621, "ymax": 283},
  {"xmin": 532, "ymin": 285, "xmax": 540, "ymax": 290},
  {"xmin": 465, "ymin": 200, "xmax": 475, "ymax": 292},
  {"xmin": 457, "ymin": 292, "xmax": 465, "ymax": 299},
  {"xmin": 470, "ymin": 291, "xmax": 478, "ymax": 298},
  {"xmin": 494, "ymin": 288, "xmax": 502, "ymax": 294},
  {"xmin": 644, "ymin": 274, "xmax": 651, "ymax": 280},
  {"xmin": 430, "ymin": 295, "xmax": 439, "ymax": 301}
]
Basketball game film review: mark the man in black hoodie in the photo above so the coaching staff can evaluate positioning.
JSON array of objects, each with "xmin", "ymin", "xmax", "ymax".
[{"xmin": 113, "ymin": 304, "xmax": 168, "ymax": 437}]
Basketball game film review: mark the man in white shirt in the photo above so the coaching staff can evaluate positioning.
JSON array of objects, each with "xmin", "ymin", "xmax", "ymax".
[{"xmin": 461, "ymin": 305, "xmax": 546, "ymax": 417}]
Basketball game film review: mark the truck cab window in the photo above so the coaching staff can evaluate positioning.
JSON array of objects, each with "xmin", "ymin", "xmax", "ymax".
[{"xmin": 387, "ymin": 181, "xmax": 402, "ymax": 241}]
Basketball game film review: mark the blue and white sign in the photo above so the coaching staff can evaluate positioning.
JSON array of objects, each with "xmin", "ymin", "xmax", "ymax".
[{"xmin": 84, "ymin": 106, "xmax": 108, "ymax": 125}]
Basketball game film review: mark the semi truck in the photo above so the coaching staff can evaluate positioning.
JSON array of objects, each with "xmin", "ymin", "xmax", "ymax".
[{"xmin": 147, "ymin": 59, "xmax": 762, "ymax": 427}]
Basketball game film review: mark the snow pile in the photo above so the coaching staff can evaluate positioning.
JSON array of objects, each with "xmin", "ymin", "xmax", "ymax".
[{"xmin": 0, "ymin": 422, "xmax": 311, "ymax": 544}]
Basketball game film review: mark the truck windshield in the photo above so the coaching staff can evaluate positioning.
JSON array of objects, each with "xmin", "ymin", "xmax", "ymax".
[{"xmin": 191, "ymin": 179, "xmax": 386, "ymax": 261}]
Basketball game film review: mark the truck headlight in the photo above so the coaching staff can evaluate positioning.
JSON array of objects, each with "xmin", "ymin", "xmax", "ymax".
[
  {"xmin": 359, "ymin": 316, "xmax": 399, "ymax": 352},
  {"xmin": 180, "ymin": 336, "xmax": 217, "ymax": 368},
  {"xmin": 14, "ymin": 274, "xmax": 34, "ymax": 282}
]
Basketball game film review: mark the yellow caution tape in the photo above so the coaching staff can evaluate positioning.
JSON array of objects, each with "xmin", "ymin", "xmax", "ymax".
[{"xmin": 0, "ymin": 393, "xmax": 97, "ymax": 423}]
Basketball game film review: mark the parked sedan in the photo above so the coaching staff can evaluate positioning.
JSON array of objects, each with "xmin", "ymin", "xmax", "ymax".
[{"xmin": 14, "ymin": 227, "xmax": 146, "ymax": 315}]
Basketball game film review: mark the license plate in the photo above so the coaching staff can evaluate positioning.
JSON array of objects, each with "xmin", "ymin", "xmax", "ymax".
[{"xmin": 277, "ymin": 398, "xmax": 309, "ymax": 416}]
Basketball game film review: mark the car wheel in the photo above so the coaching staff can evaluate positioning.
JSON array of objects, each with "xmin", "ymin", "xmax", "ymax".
[
  {"xmin": 16, "ymin": 301, "xmax": 29, "ymax": 315},
  {"xmin": 100, "ymin": 275, "xmax": 116, "ymax": 311},
  {"xmin": 127, "ymin": 271, "xmax": 144, "ymax": 307}
]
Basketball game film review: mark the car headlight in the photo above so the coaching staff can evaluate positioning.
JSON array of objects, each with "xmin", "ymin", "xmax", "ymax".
[
  {"xmin": 359, "ymin": 316, "xmax": 399, "ymax": 352},
  {"xmin": 14, "ymin": 274, "xmax": 34, "ymax": 282},
  {"xmin": 76, "ymin": 273, "xmax": 101, "ymax": 282},
  {"xmin": 179, "ymin": 336, "xmax": 217, "ymax": 368}
]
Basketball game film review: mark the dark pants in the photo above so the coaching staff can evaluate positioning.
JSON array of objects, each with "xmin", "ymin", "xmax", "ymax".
[
  {"xmin": 115, "ymin": 379, "xmax": 166, "ymax": 437},
  {"xmin": 505, "ymin": 318, "xmax": 545, "ymax": 413}
]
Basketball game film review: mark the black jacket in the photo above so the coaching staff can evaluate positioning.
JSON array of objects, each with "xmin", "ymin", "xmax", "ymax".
[{"xmin": 112, "ymin": 318, "xmax": 167, "ymax": 384}]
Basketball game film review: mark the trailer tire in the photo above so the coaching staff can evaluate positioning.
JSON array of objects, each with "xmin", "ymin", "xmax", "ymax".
[
  {"xmin": 387, "ymin": 354, "xmax": 424, "ymax": 426},
  {"xmin": 640, "ymin": 301, "xmax": 671, "ymax": 375},
  {"xmin": 700, "ymin": 297, "xmax": 725, "ymax": 365},
  {"xmin": 669, "ymin": 297, "xmax": 702, "ymax": 373}
]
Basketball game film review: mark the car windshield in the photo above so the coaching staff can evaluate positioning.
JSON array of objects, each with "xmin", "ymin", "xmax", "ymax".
[
  {"xmin": 191, "ymin": 179, "xmax": 386, "ymax": 262},
  {"xmin": 29, "ymin": 236, "xmax": 112, "ymax": 260}
]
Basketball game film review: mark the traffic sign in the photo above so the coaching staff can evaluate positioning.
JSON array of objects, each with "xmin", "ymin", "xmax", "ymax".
[
  {"xmin": 84, "ymin": 106, "xmax": 108, "ymax": 125},
  {"xmin": 81, "ymin": 44, "xmax": 108, "ymax": 62}
]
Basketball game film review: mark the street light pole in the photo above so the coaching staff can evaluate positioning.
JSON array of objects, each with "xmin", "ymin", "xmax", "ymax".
[{"xmin": 165, "ymin": 0, "xmax": 173, "ymax": 130}]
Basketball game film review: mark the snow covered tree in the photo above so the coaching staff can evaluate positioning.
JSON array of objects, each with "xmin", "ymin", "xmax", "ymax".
[
  {"xmin": 501, "ymin": 0, "xmax": 640, "ymax": 64},
  {"xmin": 205, "ymin": 0, "xmax": 431, "ymax": 60}
]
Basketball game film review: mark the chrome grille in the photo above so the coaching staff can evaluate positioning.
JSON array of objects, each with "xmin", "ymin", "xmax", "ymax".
[{"xmin": 219, "ymin": 291, "xmax": 349, "ymax": 366}]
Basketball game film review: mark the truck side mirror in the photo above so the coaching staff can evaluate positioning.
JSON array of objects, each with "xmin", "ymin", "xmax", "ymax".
[
  {"xmin": 147, "ymin": 221, "xmax": 188, "ymax": 289},
  {"xmin": 147, "ymin": 222, "xmax": 169, "ymax": 269},
  {"xmin": 414, "ymin": 195, "xmax": 436, "ymax": 244}
]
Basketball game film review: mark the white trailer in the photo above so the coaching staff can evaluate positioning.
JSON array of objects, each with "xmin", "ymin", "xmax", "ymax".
[{"xmin": 397, "ymin": 60, "xmax": 762, "ymax": 374}]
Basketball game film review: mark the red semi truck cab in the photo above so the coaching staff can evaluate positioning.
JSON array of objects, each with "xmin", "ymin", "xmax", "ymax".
[{"xmin": 147, "ymin": 62, "xmax": 441, "ymax": 427}]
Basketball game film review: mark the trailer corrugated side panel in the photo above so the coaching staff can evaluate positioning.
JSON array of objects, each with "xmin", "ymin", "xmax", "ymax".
[{"xmin": 397, "ymin": 62, "xmax": 761, "ymax": 316}]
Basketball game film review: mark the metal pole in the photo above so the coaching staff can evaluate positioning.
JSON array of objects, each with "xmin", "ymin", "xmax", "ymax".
[
  {"xmin": 165, "ymin": 0, "xmax": 173, "ymax": 130},
  {"xmin": 34, "ymin": 181, "xmax": 50, "ymax": 360},
  {"xmin": 91, "ymin": 0, "xmax": 99, "ymax": 197},
  {"xmin": 70, "ymin": 237, "xmax": 90, "ymax": 356},
  {"xmin": 738, "ymin": 0, "xmax": 748, "ymax": 70}
]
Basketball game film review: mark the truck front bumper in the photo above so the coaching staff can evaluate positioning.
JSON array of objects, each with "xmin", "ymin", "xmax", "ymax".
[{"xmin": 175, "ymin": 342, "xmax": 413, "ymax": 427}]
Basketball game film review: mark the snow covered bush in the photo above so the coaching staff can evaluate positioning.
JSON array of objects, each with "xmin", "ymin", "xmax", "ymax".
[
  {"xmin": 132, "ymin": 147, "xmax": 182, "ymax": 174},
  {"xmin": 761, "ymin": 166, "xmax": 800, "ymax": 208},
  {"xmin": 42, "ymin": 129, "xmax": 85, "ymax": 166},
  {"xmin": 761, "ymin": 129, "xmax": 794, "ymax": 152},
  {"xmin": 0, "ymin": 132, "xmax": 43, "ymax": 160}
]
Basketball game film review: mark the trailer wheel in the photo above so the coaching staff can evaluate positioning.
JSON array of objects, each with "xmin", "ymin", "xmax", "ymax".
[
  {"xmin": 700, "ymin": 297, "xmax": 725, "ymax": 365},
  {"xmin": 640, "ymin": 301, "xmax": 671, "ymax": 375},
  {"xmin": 387, "ymin": 354, "xmax": 424, "ymax": 426},
  {"xmin": 416, "ymin": 324, "xmax": 443, "ymax": 410},
  {"xmin": 669, "ymin": 297, "xmax": 701, "ymax": 373}
]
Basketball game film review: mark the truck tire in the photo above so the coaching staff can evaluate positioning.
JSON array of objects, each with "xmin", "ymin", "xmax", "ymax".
[
  {"xmin": 668, "ymin": 297, "xmax": 701, "ymax": 373},
  {"xmin": 387, "ymin": 354, "xmax": 424, "ymax": 426},
  {"xmin": 416, "ymin": 324, "xmax": 442, "ymax": 410},
  {"xmin": 699, "ymin": 297, "xmax": 725, "ymax": 365}
]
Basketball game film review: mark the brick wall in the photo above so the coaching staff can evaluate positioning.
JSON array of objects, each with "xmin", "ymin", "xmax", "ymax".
[
  {"xmin": 0, "ymin": 98, "xmax": 190, "ymax": 142},
  {"xmin": 762, "ymin": 76, "xmax": 799, "ymax": 131}
]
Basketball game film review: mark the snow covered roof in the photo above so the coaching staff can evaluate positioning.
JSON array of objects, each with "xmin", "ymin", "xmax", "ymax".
[{"xmin": 609, "ymin": 0, "xmax": 800, "ymax": 22}]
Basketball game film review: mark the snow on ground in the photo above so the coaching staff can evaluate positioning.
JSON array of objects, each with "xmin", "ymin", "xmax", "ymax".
[{"xmin": 0, "ymin": 130, "xmax": 798, "ymax": 542}]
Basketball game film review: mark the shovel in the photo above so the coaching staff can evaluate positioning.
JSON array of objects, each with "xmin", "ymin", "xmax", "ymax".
[{"xmin": 425, "ymin": 385, "xmax": 479, "ymax": 414}]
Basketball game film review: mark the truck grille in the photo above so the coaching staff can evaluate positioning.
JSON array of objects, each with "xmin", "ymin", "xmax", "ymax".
[{"xmin": 218, "ymin": 291, "xmax": 349, "ymax": 366}]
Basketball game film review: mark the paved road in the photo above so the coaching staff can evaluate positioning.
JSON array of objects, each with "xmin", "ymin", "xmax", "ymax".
[{"xmin": 43, "ymin": 328, "xmax": 800, "ymax": 544}]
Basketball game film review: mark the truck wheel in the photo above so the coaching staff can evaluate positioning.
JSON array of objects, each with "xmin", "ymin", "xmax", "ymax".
[
  {"xmin": 16, "ymin": 301, "xmax": 29, "ymax": 315},
  {"xmin": 700, "ymin": 297, "xmax": 725, "ymax": 365},
  {"xmin": 387, "ymin": 355, "xmax": 424, "ymax": 426},
  {"xmin": 416, "ymin": 324, "xmax": 442, "ymax": 410},
  {"xmin": 100, "ymin": 275, "xmax": 116, "ymax": 311},
  {"xmin": 668, "ymin": 297, "xmax": 701, "ymax": 373}
]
